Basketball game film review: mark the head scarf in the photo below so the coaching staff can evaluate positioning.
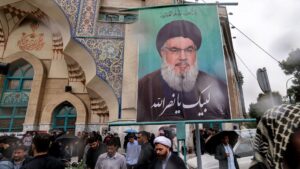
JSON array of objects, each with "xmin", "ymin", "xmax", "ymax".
[
  {"xmin": 252, "ymin": 104, "xmax": 300, "ymax": 169},
  {"xmin": 154, "ymin": 136, "xmax": 172, "ymax": 148}
]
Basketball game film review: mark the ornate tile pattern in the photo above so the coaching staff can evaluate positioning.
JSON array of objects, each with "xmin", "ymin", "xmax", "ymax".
[
  {"xmin": 96, "ymin": 22, "xmax": 125, "ymax": 38},
  {"xmin": 76, "ymin": 38, "xmax": 124, "ymax": 98},
  {"xmin": 53, "ymin": 0, "xmax": 80, "ymax": 34},
  {"xmin": 76, "ymin": 0, "xmax": 99, "ymax": 36},
  {"xmin": 52, "ymin": 1, "xmax": 125, "ymax": 99}
]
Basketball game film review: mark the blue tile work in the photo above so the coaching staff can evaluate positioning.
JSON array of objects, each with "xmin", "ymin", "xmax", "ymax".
[
  {"xmin": 76, "ymin": 37, "xmax": 124, "ymax": 98},
  {"xmin": 53, "ymin": 0, "xmax": 80, "ymax": 35},
  {"xmin": 53, "ymin": 0, "xmax": 125, "ymax": 100},
  {"xmin": 76, "ymin": 0, "xmax": 100, "ymax": 36}
]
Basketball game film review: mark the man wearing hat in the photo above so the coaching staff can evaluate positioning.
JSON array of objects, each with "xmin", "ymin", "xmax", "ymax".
[
  {"xmin": 152, "ymin": 136, "xmax": 186, "ymax": 169},
  {"xmin": 138, "ymin": 20, "xmax": 230, "ymax": 121}
]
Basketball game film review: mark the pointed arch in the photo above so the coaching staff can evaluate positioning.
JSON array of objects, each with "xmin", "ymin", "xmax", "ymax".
[
  {"xmin": 2, "ymin": 51, "xmax": 46, "ymax": 130},
  {"xmin": 40, "ymin": 92, "xmax": 87, "ymax": 125}
]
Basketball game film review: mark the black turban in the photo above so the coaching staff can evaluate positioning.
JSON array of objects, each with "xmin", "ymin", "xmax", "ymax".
[{"xmin": 156, "ymin": 20, "xmax": 202, "ymax": 54}]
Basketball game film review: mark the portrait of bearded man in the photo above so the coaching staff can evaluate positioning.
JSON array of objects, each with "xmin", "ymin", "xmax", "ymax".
[{"xmin": 137, "ymin": 20, "xmax": 230, "ymax": 121}]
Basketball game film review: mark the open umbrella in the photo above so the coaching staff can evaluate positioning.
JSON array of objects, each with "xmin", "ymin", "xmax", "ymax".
[
  {"xmin": 124, "ymin": 128, "xmax": 138, "ymax": 133},
  {"xmin": 205, "ymin": 130, "xmax": 239, "ymax": 155},
  {"xmin": 55, "ymin": 135, "xmax": 79, "ymax": 145},
  {"xmin": 49, "ymin": 128, "xmax": 63, "ymax": 134},
  {"xmin": 0, "ymin": 136, "xmax": 20, "ymax": 144}
]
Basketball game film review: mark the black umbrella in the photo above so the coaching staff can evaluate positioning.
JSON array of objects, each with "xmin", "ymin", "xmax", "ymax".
[
  {"xmin": 49, "ymin": 128, "xmax": 63, "ymax": 133},
  {"xmin": 205, "ymin": 130, "xmax": 239, "ymax": 155},
  {"xmin": 55, "ymin": 135, "xmax": 79, "ymax": 145},
  {"xmin": 0, "ymin": 136, "xmax": 20, "ymax": 144}
]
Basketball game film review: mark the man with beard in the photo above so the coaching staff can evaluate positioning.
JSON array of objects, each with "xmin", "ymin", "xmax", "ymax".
[
  {"xmin": 12, "ymin": 145, "xmax": 32, "ymax": 169},
  {"xmin": 86, "ymin": 137, "xmax": 107, "ymax": 169},
  {"xmin": 138, "ymin": 20, "xmax": 230, "ymax": 121},
  {"xmin": 152, "ymin": 136, "xmax": 186, "ymax": 169}
]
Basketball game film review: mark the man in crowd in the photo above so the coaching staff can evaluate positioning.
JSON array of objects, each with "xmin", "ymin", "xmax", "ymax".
[
  {"xmin": 152, "ymin": 136, "xmax": 186, "ymax": 169},
  {"xmin": 135, "ymin": 131, "xmax": 155, "ymax": 169},
  {"xmin": 126, "ymin": 135, "xmax": 141, "ymax": 169},
  {"xmin": 138, "ymin": 20, "xmax": 230, "ymax": 121},
  {"xmin": 0, "ymin": 142, "xmax": 13, "ymax": 169},
  {"xmin": 22, "ymin": 133, "xmax": 32, "ymax": 152},
  {"xmin": 20, "ymin": 133, "xmax": 64, "ymax": 169},
  {"xmin": 86, "ymin": 136, "xmax": 107, "ymax": 169},
  {"xmin": 215, "ymin": 135, "xmax": 239, "ymax": 169},
  {"xmin": 12, "ymin": 145, "xmax": 32, "ymax": 169},
  {"xmin": 95, "ymin": 139, "xmax": 127, "ymax": 169}
]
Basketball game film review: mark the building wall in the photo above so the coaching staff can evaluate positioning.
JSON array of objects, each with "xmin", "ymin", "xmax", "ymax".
[{"xmin": 0, "ymin": 0, "xmax": 245, "ymax": 135}]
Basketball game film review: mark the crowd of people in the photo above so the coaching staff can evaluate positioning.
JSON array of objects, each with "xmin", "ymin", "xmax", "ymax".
[
  {"xmin": 1, "ymin": 104, "xmax": 300, "ymax": 169},
  {"xmin": 0, "ymin": 129, "xmax": 187, "ymax": 169}
]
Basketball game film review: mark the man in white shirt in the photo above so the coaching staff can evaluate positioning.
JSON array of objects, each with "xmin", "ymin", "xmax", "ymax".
[
  {"xmin": 126, "ymin": 135, "xmax": 140, "ymax": 169},
  {"xmin": 95, "ymin": 138, "xmax": 127, "ymax": 169}
]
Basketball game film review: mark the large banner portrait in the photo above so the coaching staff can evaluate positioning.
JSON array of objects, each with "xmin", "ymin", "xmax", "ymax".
[{"xmin": 137, "ymin": 5, "xmax": 231, "ymax": 122}]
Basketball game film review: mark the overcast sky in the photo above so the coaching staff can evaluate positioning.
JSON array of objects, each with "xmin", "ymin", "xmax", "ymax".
[{"xmin": 187, "ymin": 0, "xmax": 299, "ymax": 111}]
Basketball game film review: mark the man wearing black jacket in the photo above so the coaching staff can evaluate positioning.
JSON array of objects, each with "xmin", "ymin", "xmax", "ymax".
[
  {"xmin": 136, "ymin": 131, "xmax": 155, "ymax": 169},
  {"xmin": 86, "ymin": 137, "xmax": 106, "ymax": 169},
  {"xmin": 20, "ymin": 133, "xmax": 64, "ymax": 169}
]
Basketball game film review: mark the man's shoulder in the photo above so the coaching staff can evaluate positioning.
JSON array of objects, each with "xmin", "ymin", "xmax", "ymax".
[
  {"xmin": 115, "ymin": 152, "xmax": 126, "ymax": 160},
  {"xmin": 0, "ymin": 159, "xmax": 13, "ymax": 167},
  {"xmin": 98, "ymin": 153, "xmax": 108, "ymax": 159},
  {"xmin": 21, "ymin": 155, "xmax": 64, "ymax": 169},
  {"xmin": 196, "ymin": 71, "xmax": 227, "ymax": 89},
  {"xmin": 167, "ymin": 154, "xmax": 186, "ymax": 169},
  {"xmin": 139, "ymin": 70, "xmax": 161, "ymax": 84},
  {"xmin": 144, "ymin": 142, "xmax": 153, "ymax": 149},
  {"xmin": 169, "ymin": 153, "xmax": 184, "ymax": 162}
]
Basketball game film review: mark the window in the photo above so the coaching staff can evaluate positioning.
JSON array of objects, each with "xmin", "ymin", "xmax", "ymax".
[
  {"xmin": 52, "ymin": 102, "xmax": 77, "ymax": 134},
  {"xmin": 0, "ymin": 60, "xmax": 33, "ymax": 132},
  {"xmin": 5, "ymin": 63, "xmax": 33, "ymax": 91}
]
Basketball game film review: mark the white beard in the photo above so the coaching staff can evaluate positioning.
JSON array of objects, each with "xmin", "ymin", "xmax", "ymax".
[{"xmin": 161, "ymin": 57, "xmax": 198, "ymax": 92}]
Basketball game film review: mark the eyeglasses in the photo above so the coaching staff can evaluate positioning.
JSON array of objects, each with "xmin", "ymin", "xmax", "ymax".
[{"xmin": 163, "ymin": 46, "xmax": 196, "ymax": 56}]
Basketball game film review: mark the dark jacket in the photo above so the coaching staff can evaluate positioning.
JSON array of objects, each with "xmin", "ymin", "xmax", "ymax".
[
  {"xmin": 86, "ymin": 143, "xmax": 107, "ymax": 169},
  {"xmin": 151, "ymin": 153, "xmax": 187, "ymax": 169},
  {"xmin": 138, "ymin": 70, "xmax": 230, "ymax": 121},
  {"xmin": 215, "ymin": 144, "xmax": 239, "ymax": 169},
  {"xmin": 135, "ymin": 142, "xmax": 155, "ymax": 169},
  {"xmin": 20, "ymin": 154, "xmax": 64, "ymax": 169},
  {"xmin": 12, "ymin": 156, "xmax": 33, "ymax": 168}
]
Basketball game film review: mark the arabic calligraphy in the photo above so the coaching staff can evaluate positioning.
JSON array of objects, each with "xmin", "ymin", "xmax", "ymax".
[{"xmin": 151, "ymin": 85, "xmax": 211, "ymax": 117}]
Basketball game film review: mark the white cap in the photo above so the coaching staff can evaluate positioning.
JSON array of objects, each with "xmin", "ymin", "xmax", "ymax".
[{"xmin": 154, "ymin": 136, "xmax": 171, "ymax": 148}]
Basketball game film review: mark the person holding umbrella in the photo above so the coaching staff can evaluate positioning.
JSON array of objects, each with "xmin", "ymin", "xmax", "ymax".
[{"xmin": 215, "ymin": 134, "xmax": 239, "ymax": 169}]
